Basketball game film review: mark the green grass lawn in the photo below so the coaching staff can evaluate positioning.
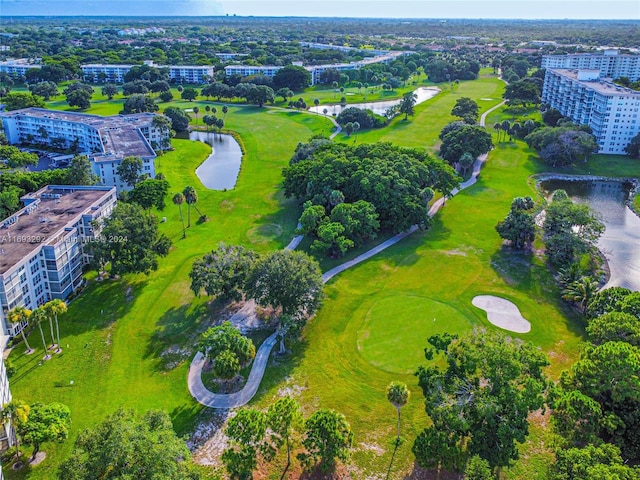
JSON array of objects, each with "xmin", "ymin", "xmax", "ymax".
[
  {"xmin": 8, "ymin": 73, "xmax": 640, "ymax": 479},
  {"xmin": 251, "ymin": 111, "xmax": 594, "ymax": 477},
  {"xmin": 6, "ymin": 107, "xmax": 333, "ymax": 479}
]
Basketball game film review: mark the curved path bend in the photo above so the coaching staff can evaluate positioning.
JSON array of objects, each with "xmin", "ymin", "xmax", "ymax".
[{"xmin": 188, "ymin": 99, "xmax": 506, "ymax": 408}]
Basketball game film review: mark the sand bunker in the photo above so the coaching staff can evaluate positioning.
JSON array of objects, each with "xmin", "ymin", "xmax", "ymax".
[{"xmin": 472, "ymin": 295, "xmax": 531, "ymax": 333}]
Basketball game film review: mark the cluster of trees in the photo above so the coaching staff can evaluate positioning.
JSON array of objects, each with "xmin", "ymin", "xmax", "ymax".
[
  {"xmin": 548, "ymin": 286, "xmax": 640, "ymax": 477},
  {"xmin": 335, "ymin": 107, "xmax": 386, "ymax": 129},
  {"xmin": 198, "ymin": 321, "xmax": 256, "ymax": 381},
  {"xmin": 58, "ymin": 408, "xmax": 204, "ymax": 479},
  {"xmin": 543, "ymin": 189, "xmax": 604, "ymax": 270},
  {"xmin": 89, "ymin": 202, "xmax": 171, "ymax": 277},
  {"xmin": 451, "ymin": 97, "xmax": 479, "ymax": 124},
  {"xmin": 2, "ymin": 400, "xmax": 71, "ymax": 464},
  {"xmin": 413, "ymin": 330, "xmax": 551, "ymax": 474},
  {"xmin": 63, "ymin": 82, "xmax": 94, "ymax": 110},
  {"xmin": 492, "ymin": 118, "xmax": 538, "ymax": 142},
  {"xmin": 283, "ymin": 141, "xmax": 460, "ymax": 249},
  {"xmin": 7, "ymin": 300, "xmax": 68, "ymax": 360},
  {"xmin": 190, "ymin": 244, "xmax": 323, "ymax": 353},
  {"xmin": 525, "ymin": 125, "xmax": 599, "ymax": 167},
  {"xmin": 503, "ymin": 78, "xmax": 542, "ymax": 107},
  {"xmin": 495, "ymin": 196, "xmax": 536, "ymax": 250},
  {"xmin": 0, "ymin": 154, "xmax": 98, "ymax": 219},
  {"xmin": 438, "ymin": 121, "xmax": 493, "ymax": 172},
  {"xmin": 0, "ymin": 145, "xmax": 39, "ymax": 169},
  {"xmin": 298, "ymin": 199, "xmax": 380, "ymax": 257},
  {"xmin": 222, "ymin": 397, "xmax": 352, "ymax": 478},
  {"xmin": 423, "ymin": 57, "xmax": 481, "ymax": 83}
]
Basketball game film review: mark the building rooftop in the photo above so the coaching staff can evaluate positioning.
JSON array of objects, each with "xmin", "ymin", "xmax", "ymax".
[
  {"xmin": 549, "ymin": 69, "xmax": 640, "ymax": 97},
  {"xmin": 0, "ymin": 108, "xmax": 158, "ymax": 160},
  {"xmin": 0, "ymin": 186, "xmax": 115, "ymax": 275}
]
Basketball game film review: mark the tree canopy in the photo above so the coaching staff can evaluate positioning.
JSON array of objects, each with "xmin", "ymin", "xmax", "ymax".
[
  {"xmin": 438, "ymin": 123, "xmax": 493, "ymax": 167},
  {"xmin": 298, "ymin": 409, "xmax": 353, "ymax": 472},
  {"xmin": 58, "ymin": 408, "xmax": 201, "ymax": 480},
  {"xmin": 413, "ymin": 330, "xmax": 550, "ymax": 471},
  {"xmin": 272, "ymin": 65, "xmax": 312, "ymax": 91},
  {"xmin": 283, "ymin": 142, "xmax": 460, "ymax": 234},
  {"xmin": 90, "ymin": 202, "xmax": 171, "ymax": 277},
  {"xmin": 189, "ymin": 243, "xmax": 257, "ymax": 301}
]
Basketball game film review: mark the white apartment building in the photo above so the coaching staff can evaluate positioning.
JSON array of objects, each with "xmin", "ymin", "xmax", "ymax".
[
  {"xmin": 0, "ymin": 59, "xmax": 41, "ymax": 78},
  {"xmin": 166, "ymin": 65, "xmax": 214, "ymax": 84},
  {"xmin": 542, "ymin": 69, "xmax": 640, "ymax": 154},
  {"xmin": 541, "ymin": 50, "xmax": 640, "ymax": 81},
  {"xmin": 81, "ymin": 62, "xmax": 214, "ymax": 84},
  {"xmin": 0, "ymin": 108, "xmax": 170, "ymax": 190},
  {"xmin": 224, "ymin": 65, "xmax": 284, "ymax": 79},
  {"xmin": 81, "ymin": 64, "xmax": 133, "ymax": 83},
  {"xmin": 0, "ymin": 344, "xmax": 13, "ymax": 456},
  {"xmin": 0, "ymin": 185, "xmax": 117, "ymax": 339}
]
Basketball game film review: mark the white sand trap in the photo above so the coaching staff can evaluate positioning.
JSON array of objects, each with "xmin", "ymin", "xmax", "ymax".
[{"xmin": 472, "ymin": 295, "xmax": 531, "ymax": 333}]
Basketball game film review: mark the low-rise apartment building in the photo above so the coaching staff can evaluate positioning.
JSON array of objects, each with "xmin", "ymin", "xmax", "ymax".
[
  {"xmin": 0, "ymin": 59, "xmax": 41, "ymax": 78},
  {"xmin": 0, "ymin": 185, "xmax": 116, "ymax": 339},
  {"xmin": 542, "ymin": 68, "xmax": 640, "ymax": 154},
  {"xmin": 81, "ymin": 62, "xmax": 214, "ymax": 84},
  {"xmin": 0, "ymin": 108, "xmax": 170, "ymax": 190}
]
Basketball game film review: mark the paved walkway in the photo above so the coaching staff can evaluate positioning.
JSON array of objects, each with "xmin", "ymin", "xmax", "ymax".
[
  {"xmin": 187, "ymin": 99, "xmax": 506, "ymax": 408},
  {"xmin": 188, "ymin": 332, "xmax": 278, "ymax": 408}
]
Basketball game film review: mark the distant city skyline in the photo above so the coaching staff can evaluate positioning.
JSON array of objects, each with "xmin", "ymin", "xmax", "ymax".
[{"xmin": 0, "ymin": 0, "xmax": 638, "ymax": 19}]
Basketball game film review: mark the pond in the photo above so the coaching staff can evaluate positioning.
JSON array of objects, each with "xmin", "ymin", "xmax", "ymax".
[
  {"xmin": 190, "ymin": 132, "xmax": 243, "ymax": 190},
  {"xmin": 308, "ymin": 86, "xmax": 440, "ymax": 117},
  {"xmin": 540, "ymin": 179, "xmax": 640, "ymax": 291}
]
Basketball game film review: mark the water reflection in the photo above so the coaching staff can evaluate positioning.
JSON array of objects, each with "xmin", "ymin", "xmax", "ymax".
[
  {"xmin": 541, "ymin": 179, "xmax": 640, "ymax": 291},
  {"xmin": 308, "ymin": 87, "xmax": 440, "ymax": 117},
  {"xmin": 190, "ymin": 132, "xmax": 243, "ymax": 190}
]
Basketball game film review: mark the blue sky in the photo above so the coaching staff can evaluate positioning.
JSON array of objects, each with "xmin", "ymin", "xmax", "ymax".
[{"xmin": 1, "ymin": 0, "xmax": 638, "ymax": 19}]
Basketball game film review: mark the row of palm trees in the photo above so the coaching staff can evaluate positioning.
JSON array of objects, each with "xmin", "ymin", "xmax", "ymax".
[
  {"xmin": 492, "ymin": 119, "xmax": 536, "ymax": 142},
  {"xmin": 171, "ymin": 185, "xmax": 204, "ymax": 239},
  {"xmin": 7, "ymin": 299, "xmax": 67, "ymax": 360}
]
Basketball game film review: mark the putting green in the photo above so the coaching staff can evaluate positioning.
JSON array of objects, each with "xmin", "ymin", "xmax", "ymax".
[{"xmin": 357, "ymin": 294, "xmax": 475, "ymax": 374}]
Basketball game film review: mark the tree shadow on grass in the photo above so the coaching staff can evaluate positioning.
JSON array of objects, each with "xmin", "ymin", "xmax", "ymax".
[
  {"xmin": 144, "ymin": 301, "xmax": 214, "ymax": 373},
  {"xmin": 8, "ymin": 276, "xmax": 145, "ymax": 379},
  {"xmin": 402, "ymin": 462, "xmax": 463, "ymax": 480}
]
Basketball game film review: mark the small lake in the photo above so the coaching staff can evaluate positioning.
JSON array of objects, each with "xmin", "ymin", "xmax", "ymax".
[
  {"xmin": 540, "ymin": 179, "xmax": 640, "ymax": 291},
  {"xmin": 308, "ymin": 87, "xmax": 440, "ymax": 117},
  {"xmin": 190, "ymin": 132, "xmax": 242, "ymax": 190}
]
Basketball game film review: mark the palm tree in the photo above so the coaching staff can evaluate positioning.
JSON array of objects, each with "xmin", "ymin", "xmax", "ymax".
[
  {"xmin": 331, "ymin": 81, "xmax": 339, "ymax": 98},
  {"xmin": 501, "ymin": 120, "xmax": 511, "ymax": 142},
  {"xmin": 222, "ymin": 105, "xmax": 228, "ymax": 120},
  {"xmin": 183, "ymin": 186, "xmax": 195, "ymax": 228},
  {"xmin": 386, "ymin": 381, "xmax": 410, "ymax": 444},
  {"xmin": 493, "ymin": 122, "xmax": 502, "ymax": 142},
  {"xmin": 193, "ymin": 106, "xmax": 199, "ymax": 125},
  {"xmin": 184, "ymin": 186, "xmax": 204, "ymax": 224},
  {"xmin": 45, "ymin": 299, "xmax": 67, "ymax": 354},
  {"xmin": 205, "ymin": 105, "xmax": 211, "ymax": 114},
  {"xmin": 32, "ymin": 307, "xmax": 51, "ymax": 360},
  {"xmin": 7, "ymin": 307, "xmax": 33, "ymax": 354},
  {"xmin": 173, "ymin": 192, "xmax": 186, "ymax": 238},
  {"xmin": 353, "ymin": 121, "xmax": 360, "ymax": 142},
  {"xmin": 313, "ymin": 98, "xmax": 320, "ymax": 109},
  {"xmin": 562, "ymin": 277, "xmax": 599, "ymax": 314},
  {"xmin": 1, "ymin": 400, "xmax": 30, "ymax": 461}
]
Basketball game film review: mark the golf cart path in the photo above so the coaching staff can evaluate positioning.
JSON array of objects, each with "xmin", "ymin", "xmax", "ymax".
[{"xmin": 188, "ymin": 100, "xmax": 506, "ymax": 408}]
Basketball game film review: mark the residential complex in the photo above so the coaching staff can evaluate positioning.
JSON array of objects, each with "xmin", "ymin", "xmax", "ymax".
[
  {"xmin": 224, "ymin": 51, "xmax": 407, "ymax": 85},
  {"xmin": 0, "ymin": 185, "xmax": 117, "ymax": 339},
  {"xmin": 542, "ymin": 68, "xmax": 640, "ymax": 154},
  {"xmin": 541, "ymin": 50, "xmax": 640, "ymax": 81},
  {"xmin": 81, "ymin": 62, "xmax": 214, "ymax": 84},
  {"xmin": 0, "ymin": 108, "xmax": 170, "ymax": 190},
  {"xmin": 0, "ymin": 58, "xmax": 41, "ymax": 77}
]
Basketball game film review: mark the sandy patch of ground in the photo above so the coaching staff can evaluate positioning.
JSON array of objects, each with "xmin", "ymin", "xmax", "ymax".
[{"xmin": 472, "ymin": 295, "xmax": 531, "ymax": 333}]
